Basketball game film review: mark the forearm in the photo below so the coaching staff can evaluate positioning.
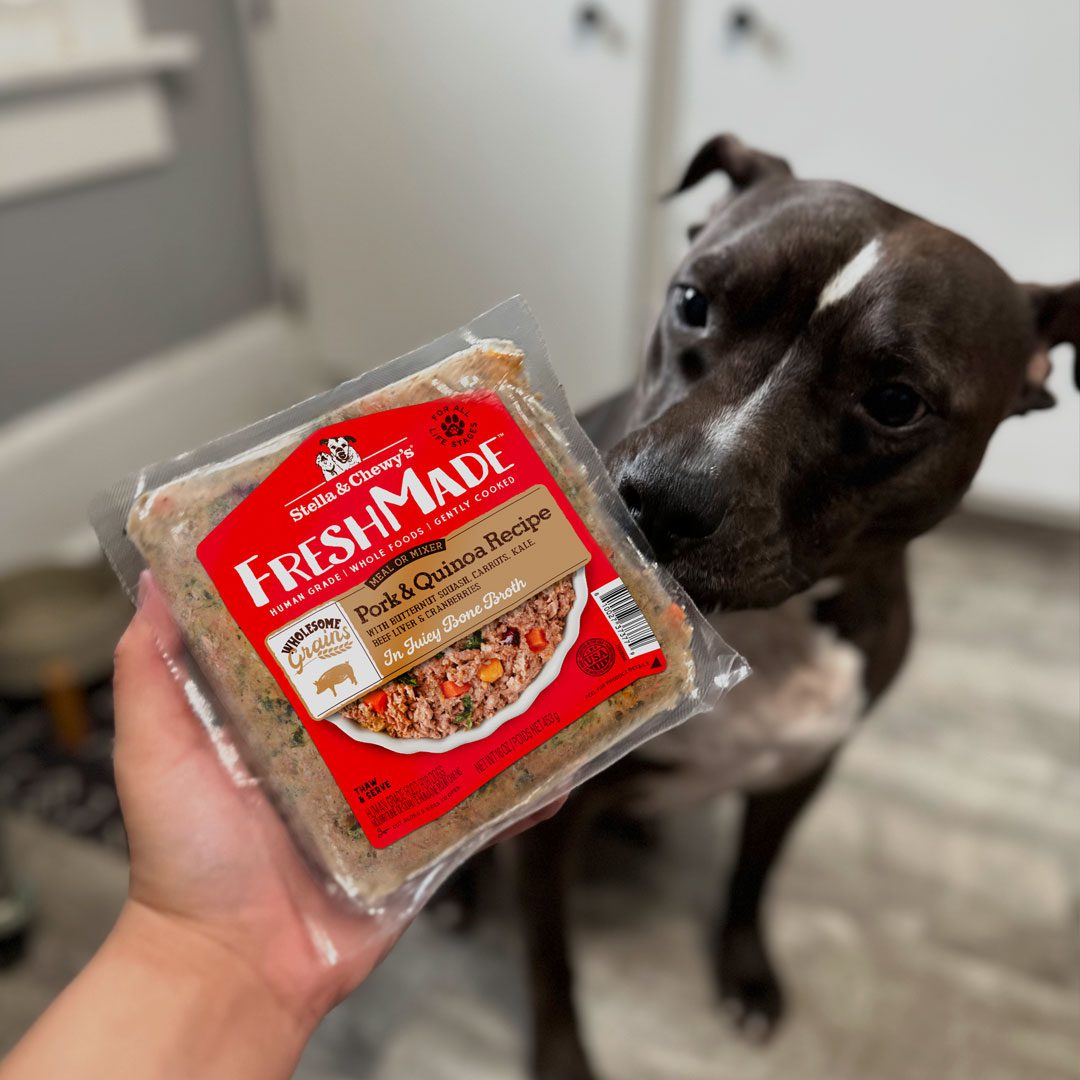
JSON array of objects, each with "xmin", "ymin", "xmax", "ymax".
[{"xmin": 0, "ymin": 901, "xmax": 315, "ymax": 1080}]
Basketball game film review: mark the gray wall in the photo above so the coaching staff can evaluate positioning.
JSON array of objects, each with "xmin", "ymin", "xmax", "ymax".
[{"xmin": 0, "ymin": 1, "xmax": 270, "ymax": 424}]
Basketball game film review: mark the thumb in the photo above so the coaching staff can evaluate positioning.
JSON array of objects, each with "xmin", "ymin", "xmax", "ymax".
[{"xmin": 112, "ymin": 577, "xmax": 207, "ymax": 773}]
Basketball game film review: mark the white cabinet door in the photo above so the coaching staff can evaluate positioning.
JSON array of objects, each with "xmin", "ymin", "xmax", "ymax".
[
  {"xmin": 660, "ymin": 0, "xmax": 1079, "ymax": 521},
  {"xmin": 247, "ymin": 0, "xmax": 657, "ymax": 410}
]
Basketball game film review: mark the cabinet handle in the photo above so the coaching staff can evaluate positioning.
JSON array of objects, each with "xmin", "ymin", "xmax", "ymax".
[
  {"xmin": 728, "ymin": 6, "xmax": 757, "ymax": 37},
  {"xmin": 577, "ymin": 3, "xmax": 606, "ymax": 32},
  {"xmin": 575, "ymin": 3, "xmax": 623, "ymax": 48},
  {"xmin": 724, "ymin": 5, "xmax": 783, "ymax": 58}
]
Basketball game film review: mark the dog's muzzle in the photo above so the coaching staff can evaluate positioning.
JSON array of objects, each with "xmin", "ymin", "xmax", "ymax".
[{"xmin": 608, "ymin": 436, "xmax": 724, "ymax": 560}]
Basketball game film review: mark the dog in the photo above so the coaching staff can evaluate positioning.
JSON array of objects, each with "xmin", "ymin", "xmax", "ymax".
[
  {"xmin": 440, "ymin": 134, "xmax": 1078, "ymax": 1080},
  {"xmin": 318, "ymin": 434, "xmax": 361, "ymax": 478},
  {"xmin": 315, "ymin": 451, "xmax": 339, "ymax": 481}
]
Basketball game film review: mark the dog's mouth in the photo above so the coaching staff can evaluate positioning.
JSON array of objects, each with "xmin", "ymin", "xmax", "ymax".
[
  {"xmin": 661, "ymin": 548, "xmax": 811, "ymax": 615},
  {"xmin": 333, "ymin": 449, "xmax": 349, "ymax": 462}
]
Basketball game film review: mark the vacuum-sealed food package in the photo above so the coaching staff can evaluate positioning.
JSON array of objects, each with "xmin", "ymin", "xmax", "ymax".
[{"xmin": 91, "ymin": 298, "xmax": 744, "ymax": 919}]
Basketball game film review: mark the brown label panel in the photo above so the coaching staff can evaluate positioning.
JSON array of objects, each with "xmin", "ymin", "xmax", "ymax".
[{"xmin": 338, "ymin": 484, "xmax": 589, "ymax": 689}]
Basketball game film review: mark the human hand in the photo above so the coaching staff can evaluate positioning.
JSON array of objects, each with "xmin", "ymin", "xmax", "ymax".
[
  {"xmin": 111, "ymin": 574, "xmax": 563, "ymax": 1042},
  {"xmin": 1, "ymin": 578, "xmax": 562, "ymax": 1080}
]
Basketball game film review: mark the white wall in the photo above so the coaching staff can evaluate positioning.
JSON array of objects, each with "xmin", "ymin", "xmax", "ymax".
[{"xmin": 242, "ymin": 0, "xmax": 660, "ymax": 410}]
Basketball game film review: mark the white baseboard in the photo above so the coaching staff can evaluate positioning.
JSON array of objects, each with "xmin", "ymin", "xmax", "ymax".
[{"xmin": 0, "ymin": 308, "xmax": 322, "ymax": 574}]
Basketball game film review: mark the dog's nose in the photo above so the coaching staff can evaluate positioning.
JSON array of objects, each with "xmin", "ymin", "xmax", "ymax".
[{"xmin": 617, "ymin": 472, "xmax": 719, "ymax": 554}]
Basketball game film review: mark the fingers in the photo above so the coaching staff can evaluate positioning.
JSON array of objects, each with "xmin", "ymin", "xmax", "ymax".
[
  {"xmin": 486, "ymin": 794, "xmax": 567, "ymax": 847},
  {"xmin": 521, "ymin": 795, "xmax": 567, "ymax": 827}
]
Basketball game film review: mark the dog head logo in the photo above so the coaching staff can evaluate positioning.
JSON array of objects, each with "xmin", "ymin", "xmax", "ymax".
[{"xmin": 315, "ymin": 433, "xmax": 360, "ymax": 479}]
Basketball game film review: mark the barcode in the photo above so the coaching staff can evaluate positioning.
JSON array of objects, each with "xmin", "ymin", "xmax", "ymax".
[{"xmin": 591, "ymin": 578, "xmax": 660, "ymax": 659}]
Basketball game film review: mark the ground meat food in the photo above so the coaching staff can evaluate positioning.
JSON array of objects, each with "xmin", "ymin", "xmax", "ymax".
[
  {"xmin": 124, "ymin": 343, "xmax": 694, "ymax": 907},
  {"xmin": 342, "ymin": 576, "xmax": 576, "ymax": 739}
]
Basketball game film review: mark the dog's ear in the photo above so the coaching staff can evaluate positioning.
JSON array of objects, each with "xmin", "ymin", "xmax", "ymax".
[
  {"xmin": 344, "ymin": 435, "xmax": 356, "ymax": 444},
  {"xmin": 665, "ymin": 133, "xmax": 791, "ymax": 199},
  {"xmin": 319, "ymin": 438, "xmax": 330, "ymax": 446},
  {"xmin": 1013, "ymin": 281, "xmax": 1080, "ymax": 414}
]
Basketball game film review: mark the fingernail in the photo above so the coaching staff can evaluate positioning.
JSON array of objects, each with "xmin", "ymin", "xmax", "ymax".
[{"xmin": 137, "ymin": 569, "xmax": 152, "ymax": 607}]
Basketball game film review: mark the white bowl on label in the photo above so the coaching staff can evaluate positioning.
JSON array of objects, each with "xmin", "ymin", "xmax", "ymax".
[{"xmin": 328, "ymin": 567, "xmax": 588, "ymax": 754}]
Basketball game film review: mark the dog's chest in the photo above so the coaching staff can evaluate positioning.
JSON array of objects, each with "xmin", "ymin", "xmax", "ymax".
[{"xmin": 633, "ymin": 598, "xmax": 866, "ymax": 809}]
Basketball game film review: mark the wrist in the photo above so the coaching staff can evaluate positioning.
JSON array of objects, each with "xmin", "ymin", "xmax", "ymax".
[{"xmin": 107, "ymin": 900, "xmax": 317, "ymax": 1077}]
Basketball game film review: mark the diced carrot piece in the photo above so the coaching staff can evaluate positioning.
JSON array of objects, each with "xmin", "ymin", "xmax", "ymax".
[
  {"xmin": 666, "ymin": 602, "xmax": 686, "ymax": 623},
  {"xmin": 525, "ymin": 628, "xmax": 548, "ymax": 652},
  {"xmin": 363, "ymin": 689, "xmax": 388, "ymax": 715},
  {"xmin": 478, "ymin": 659, "xmax": 504, "ymax": 683},
  {"xmin": 440, "ymin": 680, "xmax": 470, "ymax": 698}
]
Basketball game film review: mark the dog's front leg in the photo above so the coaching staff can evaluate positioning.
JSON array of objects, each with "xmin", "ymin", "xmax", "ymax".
[
  {"xmin": 515, "ymin": 804, "xmax": 598, "ymax": 1080},
  {"xmin": 715, "ymin": 758, "xmax": 836, "ymax": 1040}
]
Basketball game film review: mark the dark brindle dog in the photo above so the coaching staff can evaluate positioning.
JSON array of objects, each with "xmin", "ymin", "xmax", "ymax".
[{"xmin": 445, "ymin": 135, "xmax": 1079, "ymax": 1080}]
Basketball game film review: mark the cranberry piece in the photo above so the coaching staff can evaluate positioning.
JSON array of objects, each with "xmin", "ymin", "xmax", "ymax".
[{"xmin": 500, "ymin": 626, "xmax": 520, "ymax": 646}]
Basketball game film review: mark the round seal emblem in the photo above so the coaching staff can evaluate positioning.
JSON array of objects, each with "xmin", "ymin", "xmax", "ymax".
[
  {"xmin": 576, "ymin": 637, "xmax": 616, "ymax": 677},
  {"xmin": 428, "ymin": 402, "xmax": 478, "ymax": 448}
]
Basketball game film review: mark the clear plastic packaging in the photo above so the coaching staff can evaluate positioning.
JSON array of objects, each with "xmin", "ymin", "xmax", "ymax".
[{"xmin": 90, "ymin": 297, "xmax": 745, "ymax": 928}]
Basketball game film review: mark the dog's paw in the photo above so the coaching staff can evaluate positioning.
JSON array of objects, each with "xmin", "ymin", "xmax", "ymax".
[
  {"xmin": 531, "ymin": 1032, "xmax": 598, "ymax": 1080},
  {"xmin": 715, "ymin": 923, "xmax": 786, "ymax": 1042}
]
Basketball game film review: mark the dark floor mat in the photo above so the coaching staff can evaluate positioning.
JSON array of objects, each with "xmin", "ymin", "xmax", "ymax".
[{"xmin": 0, "ymin": 680, "xmax": 126, "ymax": 853}]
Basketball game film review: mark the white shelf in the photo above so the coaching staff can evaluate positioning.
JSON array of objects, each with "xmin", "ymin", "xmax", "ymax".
[{"xmin": 0, "ymin": 34, "xmax": 198, "ymax": 101}]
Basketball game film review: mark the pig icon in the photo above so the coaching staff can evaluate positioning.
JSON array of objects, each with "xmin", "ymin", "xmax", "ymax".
[{"xmin": 314, "ymin": 662, "xmax": 357, "ymax": 697}]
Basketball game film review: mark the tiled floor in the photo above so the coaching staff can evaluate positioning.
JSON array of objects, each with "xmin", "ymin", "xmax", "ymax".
[{"xmin": 2, "ymin": 513, "xmax": 1078, "ymax": 1079}]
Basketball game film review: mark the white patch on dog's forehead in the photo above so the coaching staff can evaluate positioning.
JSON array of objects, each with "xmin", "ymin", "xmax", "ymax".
[
  {"xmin": 706, "ymin": 237, "xmax": 884, "ymax": 457},
  {"xmin": 708, "ymin": 352, "xmax": 791, "ymax": 454},
  {"xmin": 815, "ymin": 237, "xmax": 883, "ymax": 313}
]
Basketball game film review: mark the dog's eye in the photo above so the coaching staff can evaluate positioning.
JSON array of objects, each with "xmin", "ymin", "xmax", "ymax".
[
  {"xmin": 861, "ymin": 383, "xmax": 927, "ymax": 428},
  {"xmin": 673, "ymin": 285, "xmax": 709, "ymax": 328}
]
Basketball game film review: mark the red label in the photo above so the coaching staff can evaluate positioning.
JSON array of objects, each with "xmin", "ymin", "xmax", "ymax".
[{"xmin": 198, "ymin": 392, "xmax": 664, "ymax": 846}]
